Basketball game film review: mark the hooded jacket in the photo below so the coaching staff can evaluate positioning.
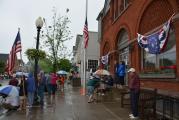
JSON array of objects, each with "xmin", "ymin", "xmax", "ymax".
[{"xmin": 27, "ymin": 73, "xmax": 36, "ymax": 92}]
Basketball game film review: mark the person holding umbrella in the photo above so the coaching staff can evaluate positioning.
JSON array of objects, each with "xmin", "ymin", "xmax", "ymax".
[{"xmin": 87, "ymin": 74, "xmax": 100, "ymax": 103}]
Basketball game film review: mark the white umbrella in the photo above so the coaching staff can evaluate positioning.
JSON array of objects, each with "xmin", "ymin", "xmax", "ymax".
[
  {"xmin": 94, "ymin": 69, "xmax": 110, "ymax": 75},
  {"xmin": 16, "ymin": 72, "xmax": 28, "ymax": 77},
  {"xmin": 57, "ymin": 70, "xmax": 68, "ymax": 75}
]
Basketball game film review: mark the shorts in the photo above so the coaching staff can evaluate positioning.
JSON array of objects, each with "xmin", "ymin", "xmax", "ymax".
[{"xmin": 87, "ymin": 86, "xmax": 95, "ymax": 95}]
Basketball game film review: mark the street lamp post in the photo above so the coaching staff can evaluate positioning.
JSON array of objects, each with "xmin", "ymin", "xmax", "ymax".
[{"xmin": 34, "ymin": 17, "xmax": 43, "ymax": 85}]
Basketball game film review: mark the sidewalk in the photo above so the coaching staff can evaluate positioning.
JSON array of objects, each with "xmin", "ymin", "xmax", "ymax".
[{"xmin": 0, "ymin": 84, "xmax": 131, "ymax": 120}]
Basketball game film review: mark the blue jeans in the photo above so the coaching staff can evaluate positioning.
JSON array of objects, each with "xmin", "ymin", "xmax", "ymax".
[
  {"xmin": 47, "ymin": 84, "xmax": 51, "ymax": 95},
  {"xmin": 130, "ymin": 89, "xmax": 139, "ymax": 117},
  {"xmin": 28, "ymin": 92, "xmax": 34, "ymax": 106},
  {"xmin": 38, "ymin": 85, "xmax": 45, "ymax": 105}
]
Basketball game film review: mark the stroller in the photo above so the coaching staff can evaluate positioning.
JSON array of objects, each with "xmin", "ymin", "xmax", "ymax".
[
  {"xmin": 0, "ymin": 93, "xmax": 9, "ymax": 113},
  {"xmin": 0, "ymin": 93, "xmax": 8, "ymax": 105}
]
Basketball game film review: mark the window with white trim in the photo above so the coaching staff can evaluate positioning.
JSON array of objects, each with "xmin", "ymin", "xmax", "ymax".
[{"xmin": 88, "ymin": 59, "xmax": 98, "ymax": 72}]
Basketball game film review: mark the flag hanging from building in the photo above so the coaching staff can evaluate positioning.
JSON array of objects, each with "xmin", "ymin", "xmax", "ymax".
[
  {"xmin": 137, "ymin": 16, "xmax": 172, "ymax": 54},
  {"xmin": 101, "ymin": 53, "xmax": 109, "ymax": 65},
  {"xmin": 6, "ymin": 30, "xmax": 22, "ymax": 75},
  {"xmin": 83, "ymin": 17, "xmax": 89, "ymax": 48}
]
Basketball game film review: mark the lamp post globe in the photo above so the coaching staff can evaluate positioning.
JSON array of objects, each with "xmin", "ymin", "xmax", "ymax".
[
  {"xmin": 34, "ymin": 17, "xmax": 43, "ymax": 86},
  {"xmin": 35, "ymin": 17, "xmax": 43, "ymax": 29}
]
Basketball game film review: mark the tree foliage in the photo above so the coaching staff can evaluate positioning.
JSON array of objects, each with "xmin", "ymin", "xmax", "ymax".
[
  {"xmin": 58, "ymin": 58, "xmax": 71, "ymax": 72},
  {"xmin": 25, "ymin": 48, "xmax": 46, "ymax": 60},
  {"xmin": 39, "ymin": 58, "xmax": 53, "ymax": 73},
  {"xmin": 0, "ymin": 61, "xmax": 5, "ymax": 73},
  {"xmin": 41, "ymin": 8, "xmax": 72, "ymax": 72}
]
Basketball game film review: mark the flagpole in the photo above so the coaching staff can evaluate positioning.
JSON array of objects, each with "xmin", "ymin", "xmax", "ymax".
[
  {"xmin": 83, "ymin": 44, "xmax": 86, "ymax": 95},
  {"xmin": 83, "ymin": 0, "xmax": 88, "ymax": 95},
  {"xmin": 18, "ymin": 28, "xmax": 26, "ymax": 99}
]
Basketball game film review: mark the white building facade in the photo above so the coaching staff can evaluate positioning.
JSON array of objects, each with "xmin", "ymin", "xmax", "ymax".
[{"xmin": 73, "ymin": 31, "xmax": 100, "ymax": 82}]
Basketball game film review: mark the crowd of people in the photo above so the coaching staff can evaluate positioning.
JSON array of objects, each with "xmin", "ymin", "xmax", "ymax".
[
  {"xmin": 0, "ymin": 62, "xmax": 140, "ymax": 119},
  {"xmin": 1, "ymin": 71, "xmax": 67, "ymax": 111}
]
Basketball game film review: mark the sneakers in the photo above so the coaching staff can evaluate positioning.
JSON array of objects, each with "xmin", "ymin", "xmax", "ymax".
[{"xmin": 129, "ymin": 114, "xmax": 139, "ymax": 119}]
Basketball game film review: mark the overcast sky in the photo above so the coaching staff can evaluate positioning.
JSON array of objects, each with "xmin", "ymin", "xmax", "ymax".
[{"xmin": 0, "ymin": 0, "xmax": 105, "ymax": 63}]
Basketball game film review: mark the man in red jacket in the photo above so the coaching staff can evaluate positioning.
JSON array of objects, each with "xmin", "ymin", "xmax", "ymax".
[{"xmin": 128, "ymin": 68, "xmax": 140, "ymax": 119}]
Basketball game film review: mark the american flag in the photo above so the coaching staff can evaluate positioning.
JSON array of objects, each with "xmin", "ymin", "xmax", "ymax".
[
  {"xmin": 6, "ymin": 30, "xmax": 22, "ymax": 75},
  {"xmin": 83, "ymin": 17, "xmax": 89, "ymax": 48}
]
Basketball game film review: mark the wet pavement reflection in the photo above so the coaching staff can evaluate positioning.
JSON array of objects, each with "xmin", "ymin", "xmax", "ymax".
[{"xmin": 0, "ymin": 84, "xmax": 130, "ymax": 120}]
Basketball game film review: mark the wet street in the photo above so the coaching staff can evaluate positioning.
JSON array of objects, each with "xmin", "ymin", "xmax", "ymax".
[{"xmin": 0, "ymin": 84, "xmax": 130, "ymax": 120}]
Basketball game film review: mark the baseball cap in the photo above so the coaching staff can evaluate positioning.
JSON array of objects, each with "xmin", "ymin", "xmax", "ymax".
[{"xmin": 128, "ymin": 68, "xmax": 135, "ymax": 73}]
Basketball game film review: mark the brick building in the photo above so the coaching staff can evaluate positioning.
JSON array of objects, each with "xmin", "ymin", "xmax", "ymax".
[
  {"xmin": 98, "ymin": 0, "xmax": 179, "ymax": 92},
  {"xmin": 0, "ymin": 53, "xmax": 21, "ymax": 73}
]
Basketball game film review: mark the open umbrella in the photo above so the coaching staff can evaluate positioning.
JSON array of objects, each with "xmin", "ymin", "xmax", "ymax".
[
  {"xmin": 94, "ymin": 69, "xmax": 110, "ymax": 75},
  {"xmin": 57, "ymin": 70, "xmax": 68, "ymax": 75},
  {"xmin": 0, "ymin": 85, "xmax": 19, "ymax": 97},
  {"xmin": 16, "ymin": 72, "xmax": 29, "ymax": 77}
]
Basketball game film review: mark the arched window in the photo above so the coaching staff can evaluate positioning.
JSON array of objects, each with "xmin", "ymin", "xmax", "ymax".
[{"xmin": 117, "ymin": 29, "xmax": 129, "ymax": 66}]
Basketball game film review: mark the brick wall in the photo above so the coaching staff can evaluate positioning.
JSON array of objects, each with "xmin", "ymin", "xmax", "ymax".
[{"xmin": 100, "ymin": 0, "xmax": 179, "ymax": 91}]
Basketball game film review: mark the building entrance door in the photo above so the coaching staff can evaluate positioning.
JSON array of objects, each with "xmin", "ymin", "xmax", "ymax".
[{"xmin": 119, "ymin": 47, "xmax": 129, "ymax": 85}]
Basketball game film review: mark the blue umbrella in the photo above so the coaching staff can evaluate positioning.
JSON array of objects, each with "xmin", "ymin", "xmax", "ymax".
[
  {"xmin": 0, "ymin": 85, "xmax": 19, "ymax": 97},
  {"xmin": 57, "ymin": 70, "xmax": 68, "ymax": 75}
]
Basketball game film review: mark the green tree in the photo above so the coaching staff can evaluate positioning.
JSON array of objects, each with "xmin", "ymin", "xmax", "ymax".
[
  {"xmin": 58, "ymin": 58, "xmax": 71, "ymax": 72},
  {"xmin": 42, "ymin": 8, "xmax": 72, "ymax": 72},
  {"xmin": 39, "ymin": 58, "xmax": 53, "ymax": 73},
  {"xmin": 0, "ymin": 61, "xmax": 5, "ymax": 73}
]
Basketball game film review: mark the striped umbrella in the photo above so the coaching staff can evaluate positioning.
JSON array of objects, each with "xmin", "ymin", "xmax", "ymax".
[{"xmin": 0, "ymin": 85, "xmax": 19, "ymax": 97}]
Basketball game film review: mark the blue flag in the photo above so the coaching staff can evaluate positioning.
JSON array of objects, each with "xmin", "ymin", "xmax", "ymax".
[{"xmin": 137, "ymin": 16, "xmax": 172, "ymax": 54}]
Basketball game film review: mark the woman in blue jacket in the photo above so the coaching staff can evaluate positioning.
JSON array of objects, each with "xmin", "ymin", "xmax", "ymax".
[{"xmin": 117, "ymin": 61, "xmax": 126, "ymax": 88}]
